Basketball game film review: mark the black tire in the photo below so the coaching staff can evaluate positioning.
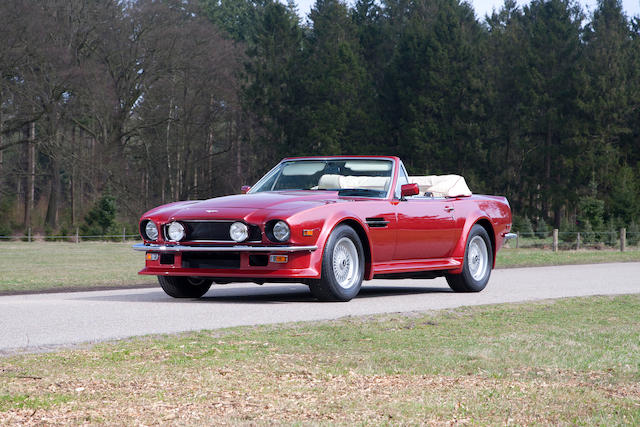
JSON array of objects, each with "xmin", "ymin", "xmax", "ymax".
[
  {"xmin": 445, "ymin": 224, "xmax": 493, "ymax": 293},
  {"xmin": 158, "ymin": 276, "xmax": 213, "ymax": 298},
  {"xmin": 309, "ymin": 224, "xmax": 365, "ymax": 302}
]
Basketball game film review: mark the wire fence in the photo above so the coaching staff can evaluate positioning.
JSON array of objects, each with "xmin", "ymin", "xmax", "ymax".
[
  {"xmin": 1, "ymin": 228, "xmax": 638, "ymax": 251},
  {"xmin": 0, "ymin": 228, "xmax": 140, "ymax": 243},
  {"xmin": 506, "ymin": 230, "xmax": 640, "ymax": 251}
]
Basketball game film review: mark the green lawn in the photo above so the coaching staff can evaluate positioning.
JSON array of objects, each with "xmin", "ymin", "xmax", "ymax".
[
  {"xmin": 1, "ymin": 295, "xmax": 639, "ymax": 424},
  {"xmin": 0, "ymin": 242, "xmax": 152, "ymax": 292},
  {"xmin": 0, "ymin": 241, "xmax": 639, "ymax": 293},
  {"xmin": 496, "ymin": 247, "xmax": 640, "ymax": 268}
]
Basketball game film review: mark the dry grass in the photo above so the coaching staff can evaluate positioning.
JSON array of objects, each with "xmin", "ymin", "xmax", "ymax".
[{"xmin": 1, "ymin": 295, "xmax": 639, "ymax": 424}]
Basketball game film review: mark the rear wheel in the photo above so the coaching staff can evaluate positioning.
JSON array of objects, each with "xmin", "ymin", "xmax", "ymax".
[
  {"xmin": 309, "ymin": 224, "xmax": 364, "ymax": 302},
  {"xmin": 158, "ymin": 276, "xmax": 213, "ymax": 298},
  {"xmin": 446, "ymin": 224, "xmax": 492, "ymax": 293}
]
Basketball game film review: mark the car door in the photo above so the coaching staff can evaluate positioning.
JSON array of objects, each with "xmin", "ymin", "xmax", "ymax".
[
  {"xmin": 392, "ymin": 164, "xmax": 462, "ymax": 260},
  {"xmin": 394, "ymin": 197, "xmax": 462, "ymax": 260},
  {"xmin": 359, "ymin": 201, "xmax": 398, "ymax": 263}
]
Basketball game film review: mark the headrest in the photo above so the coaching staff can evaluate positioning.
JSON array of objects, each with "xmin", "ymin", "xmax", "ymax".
[{"xmin": 317, "ymin": 174, "xmax": 341, "ymax": 190}]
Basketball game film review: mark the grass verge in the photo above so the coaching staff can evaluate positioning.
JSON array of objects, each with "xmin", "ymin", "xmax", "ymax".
[
  {"xmin": 496, "ymin": 247, "xmax": 640, "ymax": 268},
  {"xmin": 1, "ymin": 295, "xmax": 639, "ymax": 424},
  {"xmin": 0, "ymin": 242, "xmax": 152, "ymax": 293},
  {"xmin": 0, "ymin": 242, "xmax": 639, "ymax": 293}
]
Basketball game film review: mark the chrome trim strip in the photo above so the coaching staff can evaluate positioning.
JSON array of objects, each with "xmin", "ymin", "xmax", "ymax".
[
  {"xmin": 181, "ymin": 220, "xmax": 235, "ymax": 223},
  {"xmin": 186, "ymin": 240, "xmax": 262, "ymax": 244},
  {"xmin": 504, "ymin": 233, "xmax": 517, "ymax": 240},
  {"xmin": 133, "ymin": 243, "xmax": 317, "ymax": 253}
]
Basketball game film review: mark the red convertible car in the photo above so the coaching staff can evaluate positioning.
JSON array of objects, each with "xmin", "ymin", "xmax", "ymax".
[{"xmin": 134, "ymin": 156, "xmax": 515, "ymax": 301}]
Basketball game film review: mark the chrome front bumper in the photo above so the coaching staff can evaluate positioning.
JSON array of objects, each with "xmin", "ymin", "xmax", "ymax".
[
  {"xmin": 133, "ymin": 243, "xmax": 318, "ymax": 253},
  {"xmin": 503, "ymin": 233, "xmax": 517, "ymax": 240}
]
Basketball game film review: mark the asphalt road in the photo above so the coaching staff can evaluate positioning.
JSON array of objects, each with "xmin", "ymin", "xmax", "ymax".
[{"xmin": 1, "ymin": 262, "xmax": 639, "ymax": 354}]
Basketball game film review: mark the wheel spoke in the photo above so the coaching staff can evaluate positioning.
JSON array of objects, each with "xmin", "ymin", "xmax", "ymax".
[
  {"xmin": 468, "ymin": 236, "xmax": 488, "ymax": 281},
  {"xmin": 332, "ymin": 237, "xmax": 359, "ymax": 289}
]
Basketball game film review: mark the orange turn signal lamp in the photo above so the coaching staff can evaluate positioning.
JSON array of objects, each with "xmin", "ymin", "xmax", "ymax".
[
  {"xmin": 302, "ymin": 229, "xmax": 314, "ymax": 237},
  {"xmin": 146, "ymin": 252, "xmax": 159, "ymax": 261},
  {"xmin": 269, "ymin": 255, "xmax": 289, "ymax": 264}
]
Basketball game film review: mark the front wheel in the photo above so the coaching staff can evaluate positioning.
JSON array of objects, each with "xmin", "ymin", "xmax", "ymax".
[
  {"xmin": 446, "ymin": 224, "xmax": 493, "ymax": 293},
  {"xmin": 158, "ymin": 276, "xmax": 213, "ymax": 298},
  {"xmin": 309, "ymin": 224, "xmax": 365, "ymax": 302}
]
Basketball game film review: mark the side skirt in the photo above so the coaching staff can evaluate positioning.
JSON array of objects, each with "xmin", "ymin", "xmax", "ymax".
[
  {"xmin": 371, "ymin": 258, "xmax": 462, "ymax": 277},
  {"xmin": 373, "ymin": 270, "xmax": 446, "ymax": 280}
]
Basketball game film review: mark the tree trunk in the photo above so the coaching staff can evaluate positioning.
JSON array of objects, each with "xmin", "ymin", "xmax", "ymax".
[
  {"xmin": 543, "ymin": 123, "xmax": 552, "ymax": 218},
  {"xmin": 24, "ymin": 122, "xmax": 36, "ymax": 227},
  {"xmin": 70, "ymin": 127, "xmax": 76, "ymax": 225},
  {"xmin": 45, "ymin": 155, "xmax": 60, "ymax": 228},
  {"xmin": 166, "ymin": 98, "xmax": 174, "ymax": 201},
  {"xmin": 0, "ymin": 89, "xmax": 3, "ymax": 192}
]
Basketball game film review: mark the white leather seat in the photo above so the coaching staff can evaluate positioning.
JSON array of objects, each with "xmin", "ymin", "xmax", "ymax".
[
  {"xmin": 317, "ymin": 174, "xmax": 342, "ymax": 189},
  {"xmin": 339, "ymin": 176, "xmax": 389, "ymax": 191},
  {"xmin": 317, "ymin": 174, "xmax": 390, "ymax": 191}
]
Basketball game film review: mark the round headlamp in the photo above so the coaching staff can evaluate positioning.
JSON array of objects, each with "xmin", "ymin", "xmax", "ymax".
[
  {"xmin": 144, "ymin": 221, "xmax": 159, "ymax": 241},
  {"xmin": 167, "ymin": 221, "xmax": 185, "ymax": 242},
  {"xmin": 272, "ymin": 220, "xmax": 290, "ymax": 242},
  {"xmin": 230, "ymin": 222, "xmax": 249, "ymax": 242}
]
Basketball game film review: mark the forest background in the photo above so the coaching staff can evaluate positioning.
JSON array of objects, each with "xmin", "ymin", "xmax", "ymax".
[{"xmin": 0, "ymin": 0, "xmax": 638, "ymax": 238}]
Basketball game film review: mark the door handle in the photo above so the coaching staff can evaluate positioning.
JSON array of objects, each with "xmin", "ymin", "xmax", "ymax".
[{"xmin": 444, "ymin": 206, "xmax": 455, "ymax": 212}]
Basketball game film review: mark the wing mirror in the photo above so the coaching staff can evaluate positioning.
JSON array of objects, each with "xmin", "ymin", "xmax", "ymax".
[
  {"xmin": 241, "ymin": 185, "xmax": 251, "ymax": 194},
  {"xmin": 400, "ymin": 183, "xmax": 419, "ymax": 198}
]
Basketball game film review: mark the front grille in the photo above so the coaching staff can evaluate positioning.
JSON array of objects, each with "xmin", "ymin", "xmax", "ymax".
[
  {"xmin": 181, "ymin": 221, "xmax": 261, "ymax": 242},
  {"xmin": 182, "ymin": 252, "xmax": 241, "ymax": 269}
]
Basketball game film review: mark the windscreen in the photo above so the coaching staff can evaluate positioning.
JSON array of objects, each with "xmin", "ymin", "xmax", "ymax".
[{"xmin": 249, "ymin": 159, "xmax": 394, "ymax": 198}]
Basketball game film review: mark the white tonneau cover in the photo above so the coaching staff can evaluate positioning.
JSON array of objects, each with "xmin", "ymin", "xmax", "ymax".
[{"xmin": 409, "ymin": 175, "xmax": 472, "ymax": 198}]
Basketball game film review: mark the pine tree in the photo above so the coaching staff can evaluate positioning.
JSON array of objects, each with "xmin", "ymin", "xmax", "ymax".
[
  {"xmin": 383, "ymin": 0, "xmax": 485, "ymax": 175},
  {"xmin": 515, "ymin": 0, "xmax": 585, "ymax": 224},
  {"xmin": 290, "ymin": 0, "xmax": 374, "ymax": 155},
  {"xmin": 243, "ymin": 0, "xmax": 303, "ymax": 163}
]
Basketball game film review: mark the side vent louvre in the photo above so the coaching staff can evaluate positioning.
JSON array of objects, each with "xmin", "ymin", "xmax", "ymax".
[{"xmin": 365, "ymin": 217, "xmax": 389, "ymax": 228}]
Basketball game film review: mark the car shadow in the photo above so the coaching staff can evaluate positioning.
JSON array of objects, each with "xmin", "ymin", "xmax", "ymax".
[{"xmin": 76, "ymin": 283, "xmax": 452, "ymax": 304}]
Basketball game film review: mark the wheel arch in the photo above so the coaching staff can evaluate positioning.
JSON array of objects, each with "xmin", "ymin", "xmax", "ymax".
[
  {"xmin": 474, "ymin": 218, "xmax": 496, "ymax": 267},
  {"xmin": 451, "ymin": 215, "xmax": 497, "ymax": 272},
  {"xmin": 335, "ymin": 219, "xmax": 372, "ymax": 280}
]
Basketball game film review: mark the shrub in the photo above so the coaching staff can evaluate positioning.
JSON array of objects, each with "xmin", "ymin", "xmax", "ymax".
[
  {"xmin": 81, "ymin": 195, "xmax": 117, "ymax": 237},
  {"xmin": 580, "ymin": 220, "xmax": 595, "ymax": 244},
  {"xmin": 578, "ymin": 195, "xmax": 605, "ymax": 231},
  {"xmin": 0, "ymin": 196, "xmax": 15, "ymax": 237},
  {"xmin": 536, "ymin": 218, "xmax": 549, "ymax": 239},
  {"xmin": 627, "ymin": 221, "xmax": 639, "ymax": 246},
  {"xmin": 0, "ymin": 222, "xmax": 11, "ymax": 238},
  {"xmin": 44, "ymin": 225, "xmax": 54, "ymax": 241},
  {"xmin": 512, "ymin": 215, "xmax": 534, "ymax": 238},
  {"xmin": 559, "ymin": 216, "xmax": 577, "ymax": 243},
  {"xmin": 603, "ymin": 218, "xmax": 618, "ymax": 246}
]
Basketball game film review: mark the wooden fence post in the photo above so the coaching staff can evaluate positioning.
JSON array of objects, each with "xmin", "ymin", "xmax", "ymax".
[
  {"xmin": 621, "ymin": 228, "xmax": 626, "ymax": 252},
  {"xmin": 516, "ymin": 233, "xmax": 519, "ymax": 249},
  {"xmin": 28, "ymin": 227, "xmax": 31, "ymax": 243},
  {"xmin": 576, "ymin": 232, "xmax": 581, "ymax": 250},
  {"xmin": 552, "ymin": 229, "xmax": 558, "ymax": 252},
  {"xmin": 122, "ymin": 227, "xmax": 126, "ymax": 243},
  {"xmin": 75, "ymin": 227, "xmax": 79, "ymax": 244}
]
